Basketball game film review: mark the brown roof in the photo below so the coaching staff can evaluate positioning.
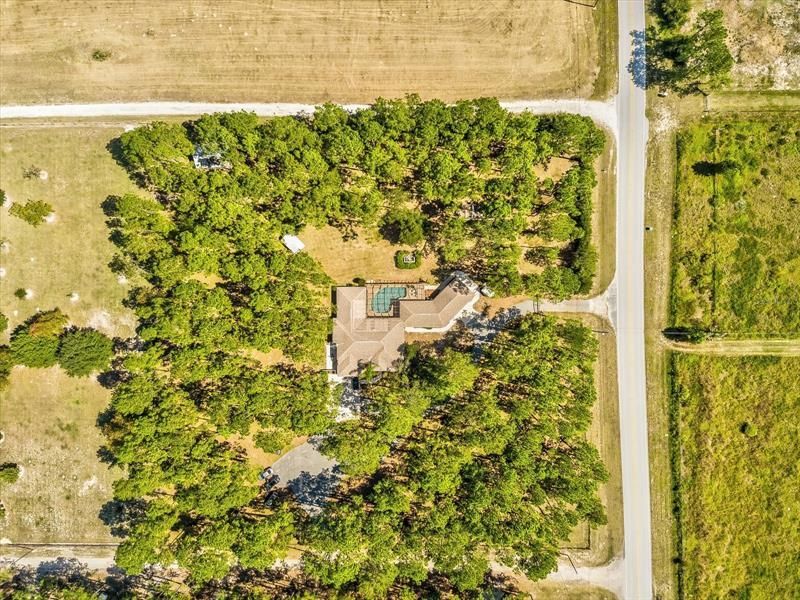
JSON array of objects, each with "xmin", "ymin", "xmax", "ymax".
[{"xmin": 332, "ymin": 273, "xmax": 478, "ymax": 376}]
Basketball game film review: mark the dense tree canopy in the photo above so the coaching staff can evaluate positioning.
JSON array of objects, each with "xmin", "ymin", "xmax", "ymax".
[
  {"xmin": 311, "ymin": 314, "xmax": 607, "ymax": 596},
  {"xmin": 116, "ymin": 98, "xmax": 603, "ymax": 298}
]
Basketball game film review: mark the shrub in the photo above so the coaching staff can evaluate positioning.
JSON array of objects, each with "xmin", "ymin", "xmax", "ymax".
[
  {"xmin": 0, "ymin": 463, "xmax": 20, "ymax": 485},
  {"xmin": 0, "ymin": 345, "xmax": 13, "ymax": 390},
  {"xmin": 14, "ymin": 288, "xmax": 27, "ymax": 299},
  {"xmin": 22, "ymin": 165, "xmax": 43, "ymax": 179},
  {"xmin": 10, "ymin": 330, "xmax": 60, "ymax": 368},
  {"xmin": 9, "ymin": 200, "xmax": 53, "ymax": 226},
  {"xmin": 28, "ymin": 309, "xmax": 68, "ymax": 337},
  {"xmin": 394, "ymin": 250, "xmax": 420, "ymax": 270},
  {"xmin": 0, "ymin": 312, "xmax": 7, "ymax": 332},
  {"xmin": 0, "ymin": 189, "xmax": 6, "ymax": 207},
  {"xmin": 92, "ymin": 49, "xmax": 112, "ymax": 62},
  {"xmin": 57, "ymin": 328, "xmax": 114, "ymax": 377}
]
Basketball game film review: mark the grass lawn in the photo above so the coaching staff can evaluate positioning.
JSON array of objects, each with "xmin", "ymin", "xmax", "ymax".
[
  {"xmin": 671, "ymin": 354, "xmax": 800, "ymax": 599},
  {"xmin": 302, "ymin": 224, "xmax": 437, "ymax": 285},
  {"xmin": 671, "ymin": 117, "xmax": 800, "ymax": 336},
  {"xmin": 0, "ymin": 367, "xmax": 121, "ymax": 543},
  {"xmin": 0, "ymin": 126, "xmax": 140, "ymax": 340}
]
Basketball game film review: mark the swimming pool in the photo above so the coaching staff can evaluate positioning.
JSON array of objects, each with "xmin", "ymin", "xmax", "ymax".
[{"xmin": 372, "ymin": 286, "xmax": 407, "ymax": 313}]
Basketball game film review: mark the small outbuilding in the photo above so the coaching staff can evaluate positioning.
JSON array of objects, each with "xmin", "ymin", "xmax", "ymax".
[
  {"xmin": 281, "ymin": 234, "xmax": 305, "ymax": 254},
  {"xmin": 192, "ymin": 145, "xmax": 230, "ymax": 170}
]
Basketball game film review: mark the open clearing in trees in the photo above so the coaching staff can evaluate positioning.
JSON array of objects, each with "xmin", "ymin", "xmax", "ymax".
[{"xmin": 0, "ymin": 0, "xmax": 616, "ymax": 104}]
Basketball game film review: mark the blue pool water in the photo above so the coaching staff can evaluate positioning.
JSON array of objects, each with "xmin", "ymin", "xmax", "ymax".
[{"xmin": 372, "ymin": 286, "xmax": 407, "ymax": 313}]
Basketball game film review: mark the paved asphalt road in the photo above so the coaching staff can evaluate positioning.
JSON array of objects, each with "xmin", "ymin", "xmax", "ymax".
[{"xmin": 615, "ymin": 1, "xmax": 653, "ymax": 598}]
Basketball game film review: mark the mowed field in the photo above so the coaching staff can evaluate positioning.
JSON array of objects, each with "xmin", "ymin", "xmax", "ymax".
[
  {"xmin": 0, "ymin": 368, "xmax": 121, "ymax": 543},
  {"xmin": 671, "ymin": 117, "xmax": 800, "ymax": 336},
  {"xmin": 0, "ymin": 0, "xmax": 616, "ymax": 105},
  {"xmin": 671, "ymin": 354, "xmax": 800, "ymax": 599},
  {"xmin": 0, "ymin": 127, "xmax": 139, "ymax": 337},
  {"xmin": 0, "ymin": 126, "xmax": 139, "ymax": 543}
]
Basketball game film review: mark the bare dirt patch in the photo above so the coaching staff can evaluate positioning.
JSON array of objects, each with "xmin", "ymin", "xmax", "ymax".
[{"xmin": 0, "ymin": 0, "xmax": 611, "ymax": 104}]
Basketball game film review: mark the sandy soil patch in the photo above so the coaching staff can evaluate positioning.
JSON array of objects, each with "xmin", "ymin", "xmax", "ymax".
[{"xmin": 708, "ymin": 0, "xmax": 800, "ymax": 90}]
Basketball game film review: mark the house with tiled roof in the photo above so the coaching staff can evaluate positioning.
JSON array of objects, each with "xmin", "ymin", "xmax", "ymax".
[{"xmin": 331, "ymin": 272, "xmax": 479, "ymax": 377}]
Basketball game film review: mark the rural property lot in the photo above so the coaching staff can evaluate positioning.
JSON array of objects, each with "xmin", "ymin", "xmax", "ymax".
[
  {"xmin": 0, "ymin": 368, "xmax": 120, "ymax": 543},
  {"xmin": 671, "ymin": 354, "xmax": 800, "ymax": 599},
  {"xmin": 0, "ymin": 0, "xmax": 615, "ymax": 105},
  {"xmin": 0, "ymin": 126, "xmax": 139, "ymax": 544},
  {"xmin": 671, "ymin": 117, "xmax": 800, "ymax": 337},
  {"xmin": 0, "ymin": 127, "xmax": 139, "ymax": 337}
]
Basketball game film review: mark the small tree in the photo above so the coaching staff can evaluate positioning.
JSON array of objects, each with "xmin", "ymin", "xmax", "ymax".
[
  {"xmin": 57, "ymin": 328, "xmax": 114, "ymax": 377},
  {"xmin": 28, "ymin": 309, "xmax": 68, "ymax": 337},
  {"xmin": 92, "ymin": 49, "xmax": 112, "ymax": 61},
  {"xmin": 380, "ymin": 209, "xmax": 426, "ymax": 246},
  {"xmin": 9, "ymin": 200, "xmax": 53, "ymax": 226},
  {"xmin": 14, "ymin": 288, "xmax": 27, "ymax": 299},
  {"xmin": 0, "ymin": 345, "xmax": 13, "ymax": 390},
  {"xmin": 10, "ymin": 330, "xmax": 60, "ymax": 368},
  {"xmin": 0, "ymin": 463, "xmax": 20, "ymax": 484},
  {"xmin": 0, "ymin": 312, "xmax": 8, "ymax": 332}
]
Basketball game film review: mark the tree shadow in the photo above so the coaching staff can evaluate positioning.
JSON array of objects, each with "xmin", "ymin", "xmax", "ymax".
[
  {"xmin": 692, "ymin": 160, "xmax": 738, "ymax": 176},
  {"xmin": 99, "ymin": 498, "xmax": 147, "ymax": 537},
  {"xmin": 97, "ymin": 369, "xmax": 128, "ymax": 389},
  {"xmin": 627, "ymin": 29, "xmax": 648, "ymax": 89},
  {"xmin": 285, "ymin": 466, "xmax": 342, "ymax": 515}
]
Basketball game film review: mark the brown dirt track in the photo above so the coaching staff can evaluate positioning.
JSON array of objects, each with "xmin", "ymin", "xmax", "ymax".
[{"xmin": 0, "ymin": 0, "xmax": 612, "ymax": 105}]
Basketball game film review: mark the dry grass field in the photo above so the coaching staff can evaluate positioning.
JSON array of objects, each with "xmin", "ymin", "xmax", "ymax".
[
  {"xmin": 0, "ymin": 126, "xmax": 140, "ymax": 543},
  {"xmin": 0, "ymin": 126, "xmax": 139, "ymax": 339},
  {"xmin": 0, "ymin": 367, "xmax": 121, "ymax": 543},
  {"xmin": 0, "ymin": 0, "xmax": 616, "ymax": 105}
]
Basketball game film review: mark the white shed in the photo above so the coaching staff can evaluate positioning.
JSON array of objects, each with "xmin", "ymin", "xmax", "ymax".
[{"xmin": 281, "ymin": 234, "xmax": 305, "ymax": 254}]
